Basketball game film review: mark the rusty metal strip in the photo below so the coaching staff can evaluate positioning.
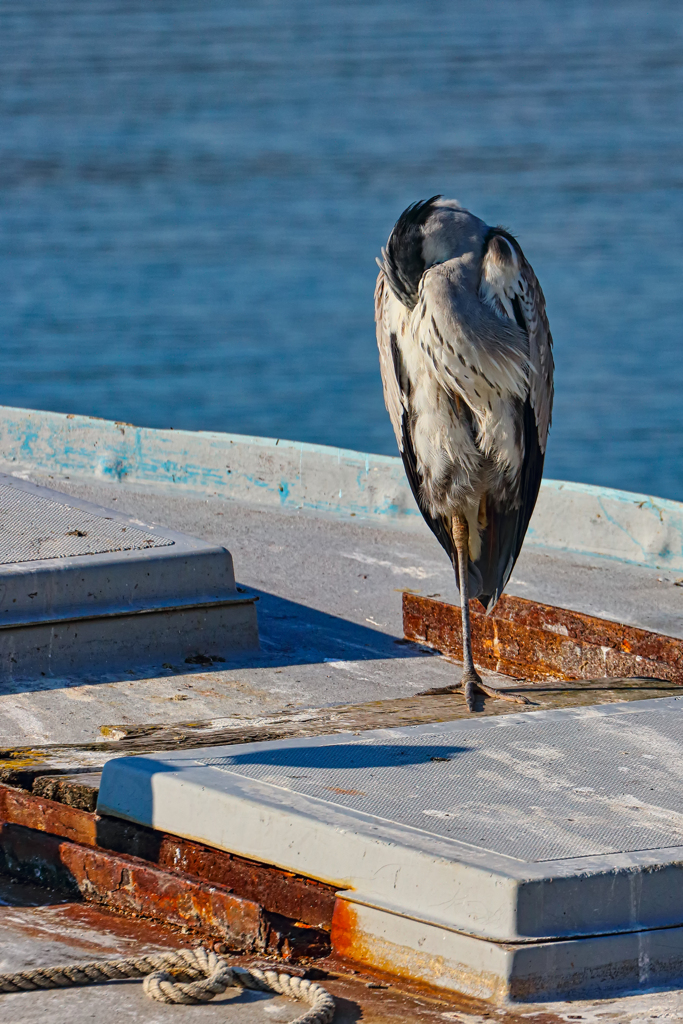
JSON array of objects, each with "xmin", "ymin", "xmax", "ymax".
[
  {"xmin": 154, "ymin": 834, "xmax": 335, "ymax": 930},
  {"xmin": 403, "ymin": 592, "xmax": 683, "ymax": 683},
  {"xmin": 0, "ymin": 820, "xmax": 267, "ymax": 949},
  {"xmin": 0, "ymin": 782, "xmax": 97, "ymax": 845},
  {"xmin": 0, "ymin": 782, "xmax": 336, "ymax": 930},
  {"xmin": 0, "ymin": 820, "xmax": 330, "ymax": 958}
]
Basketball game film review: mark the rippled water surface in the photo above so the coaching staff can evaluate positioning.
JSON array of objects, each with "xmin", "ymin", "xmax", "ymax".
[{"xmin": 1, "ymin": 1, "xmax": 682, "ymax": 498}]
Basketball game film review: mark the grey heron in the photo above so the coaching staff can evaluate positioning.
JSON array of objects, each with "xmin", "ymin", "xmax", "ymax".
[{"xmin": 375, "ymin": 197, "xmax": 554, "ymax": 710}]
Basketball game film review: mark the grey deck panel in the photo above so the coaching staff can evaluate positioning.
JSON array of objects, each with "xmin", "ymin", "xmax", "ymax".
[
  {"xmin": 197, "ymin": 704, "xmax": 683, "ymax": 863},
  {"xmin": 0, "ymin": 472, "xmax": 240, "ymax": 624},
  {"xmin": 98, "ymin": 696, "xmax": 683, "ymax": 944},
  {"xmin": 0, "ymin": 479, "xmax": 173, "ymax": 563}
]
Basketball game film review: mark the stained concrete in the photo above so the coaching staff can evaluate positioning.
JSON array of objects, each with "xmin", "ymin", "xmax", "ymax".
[
  {"xmin": 0, "ymin": 465, "xmax": 682, "ymax": 748},
  {"xmin": 2, "ymin": 876, "xmax": 683, "ymax": 1023}
]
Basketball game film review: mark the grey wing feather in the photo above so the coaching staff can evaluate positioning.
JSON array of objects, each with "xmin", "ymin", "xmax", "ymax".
[
  {"xmin": 476, "ymin": 232, "xmax": 555, "ymax": 608},
  {"xmin": 375, "ymin": 266, "xmax": 465, "ymax": 578},
  {"xmin": 517, "ymin": 251, "xmax": 554, "ymax": 452},
  {"xmin": 374, "ymin": 269, "xmax": 405, "ymax": 452}
]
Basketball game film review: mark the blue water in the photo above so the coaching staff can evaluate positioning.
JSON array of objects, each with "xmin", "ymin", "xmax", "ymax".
[{"xmin": 1, "ymin": 1, "xmax": 683, "ymax": 499}]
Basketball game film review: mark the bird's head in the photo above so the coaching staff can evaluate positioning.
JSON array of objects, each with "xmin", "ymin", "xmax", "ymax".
[{"xmin": 378, "ymin": 197, "xmax": 487, "ymax": 310}]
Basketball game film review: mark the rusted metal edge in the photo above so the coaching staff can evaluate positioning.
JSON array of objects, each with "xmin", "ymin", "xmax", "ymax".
[
  {"xmin": 0, "ymin": 820, "xmax": 286, "ymax": 951},
  {"xmin": 403, "ymin": 592, "xmax": 683, "ymax": 683},
  {"xmin": 0, "ymin": 782, "xmax": 336, "ymax": 933}
]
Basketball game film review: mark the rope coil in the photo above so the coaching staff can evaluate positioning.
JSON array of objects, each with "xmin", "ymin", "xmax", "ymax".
[{"xmin": 0, "ymin": 947, "xmax": 336, "ymax": 1024}]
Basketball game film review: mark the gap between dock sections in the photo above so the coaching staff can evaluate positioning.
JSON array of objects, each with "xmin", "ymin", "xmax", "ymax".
[
  {"xmin": 0, "ymin": 404, "xmax": 682, "ymax": 571},
  {"xmin": 1, "ymin": 680, "xmax": 679, "ymax": 782}
]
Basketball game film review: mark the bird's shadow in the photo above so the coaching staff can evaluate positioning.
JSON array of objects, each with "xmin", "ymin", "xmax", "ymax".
[{"xmin": 219, "ymin": 741, "xmax": 469, "ymax": 770}]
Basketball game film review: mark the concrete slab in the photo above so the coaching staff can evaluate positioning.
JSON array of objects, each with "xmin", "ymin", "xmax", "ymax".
[
  {"xmin": 97, "ymin": 696, "xmax": 683, "ymax": 942},
  {"xmin": 98, "ymin": 696, "xmax": 683, "ymax": 1000},
  {"xmin": 0, "ymin": 472, "xmax": 258, "ymax": 682}
]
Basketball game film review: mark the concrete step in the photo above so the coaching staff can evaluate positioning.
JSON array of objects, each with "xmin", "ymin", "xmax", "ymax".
[
  {"xmin": 99, "ymin": 695, "xmax": 683, "ymax": 1001},
  {"xmin": 0, "ymin": 472, "xmax": 258, "ymax": 680}
]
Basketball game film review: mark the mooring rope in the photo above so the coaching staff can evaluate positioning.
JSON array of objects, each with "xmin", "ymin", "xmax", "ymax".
[{"xmin": 0, "ymin": 947, "xmax": 336, "ymax": 1023}]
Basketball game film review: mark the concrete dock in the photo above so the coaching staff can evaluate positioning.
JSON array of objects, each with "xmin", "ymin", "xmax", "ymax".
[{"xmin": 2, "ymin": 406, "xmax": 683, "ymax": 1020}]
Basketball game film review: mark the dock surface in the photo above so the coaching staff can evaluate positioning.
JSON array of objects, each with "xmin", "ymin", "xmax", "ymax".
[
  {"xmin": 1, "ymin": 465, "xmax": 682, "ymax": 750},
  {"xmin": 2, "ymin": 411, "xmax": 683, "ymax": 1018}
]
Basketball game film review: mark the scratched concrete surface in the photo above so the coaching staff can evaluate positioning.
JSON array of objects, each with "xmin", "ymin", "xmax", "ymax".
[{"xmin": 0, "ymin": 466, "xmax": 682, "ymax": 747}]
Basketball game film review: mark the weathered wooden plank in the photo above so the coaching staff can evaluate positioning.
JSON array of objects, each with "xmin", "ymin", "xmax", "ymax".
[
  {"xmin": 2, "ymin": 676, "xmax": 681, "ymax": 783},
  {"xmin": 32, "ymin": 772, "xmax": 102, "ymax": 812}
]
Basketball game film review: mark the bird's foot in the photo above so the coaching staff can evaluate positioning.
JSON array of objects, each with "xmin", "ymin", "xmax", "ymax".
[
  {"xmin": 464, "ymin": 675, "xmax": 532, "ymax": 708},
  {"xmin": 417, "ymin": 672, "xmax": 533, "ymax": 709},
  {"xmin": 461, "ymin": 668, "xmax": 532, "ymax": 712}
]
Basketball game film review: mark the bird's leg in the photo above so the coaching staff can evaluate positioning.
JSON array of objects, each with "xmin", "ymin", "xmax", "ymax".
[
  {"xmin": 452, "ymin": 513, "xmax": 531, "ymax": 711},
  {"xmin": 452, "ymin": 513, "xmax": 483, "ymax": 711}
]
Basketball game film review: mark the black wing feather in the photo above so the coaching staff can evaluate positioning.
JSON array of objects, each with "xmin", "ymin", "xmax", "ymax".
[
  {"xmin": 474, "ymin": 292, "xmax": 546, "ymax": 609},
  {"xmin": 474, "ymin": 396, "xmax": 545, "ymax": 609}
]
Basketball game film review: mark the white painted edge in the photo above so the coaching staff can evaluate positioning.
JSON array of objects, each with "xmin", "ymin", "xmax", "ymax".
[{"xmin": 1, "ymin": 404, "xmax": 682, "ymax": 570}]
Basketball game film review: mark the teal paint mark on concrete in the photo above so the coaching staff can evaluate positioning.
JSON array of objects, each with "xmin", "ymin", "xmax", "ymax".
[
  {"xmin": 541, "ymin": 477, "xmax": 683, "ymax": 519},
  {"xmin": 19, "ymin": 429, "xmax": 38, "ymax": 459},
  {"xmin": 595, "ymin": 494, "xmax": 652, "ymax": 563},
  {"xmin": 2, "ymin": 405, "xmax": 683, "ymax": 571}
]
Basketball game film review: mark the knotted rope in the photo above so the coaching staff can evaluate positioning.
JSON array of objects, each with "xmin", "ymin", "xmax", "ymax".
[{"xmin": 0, "ymin": 947, "xmax": 336, "ymax": 1023}]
